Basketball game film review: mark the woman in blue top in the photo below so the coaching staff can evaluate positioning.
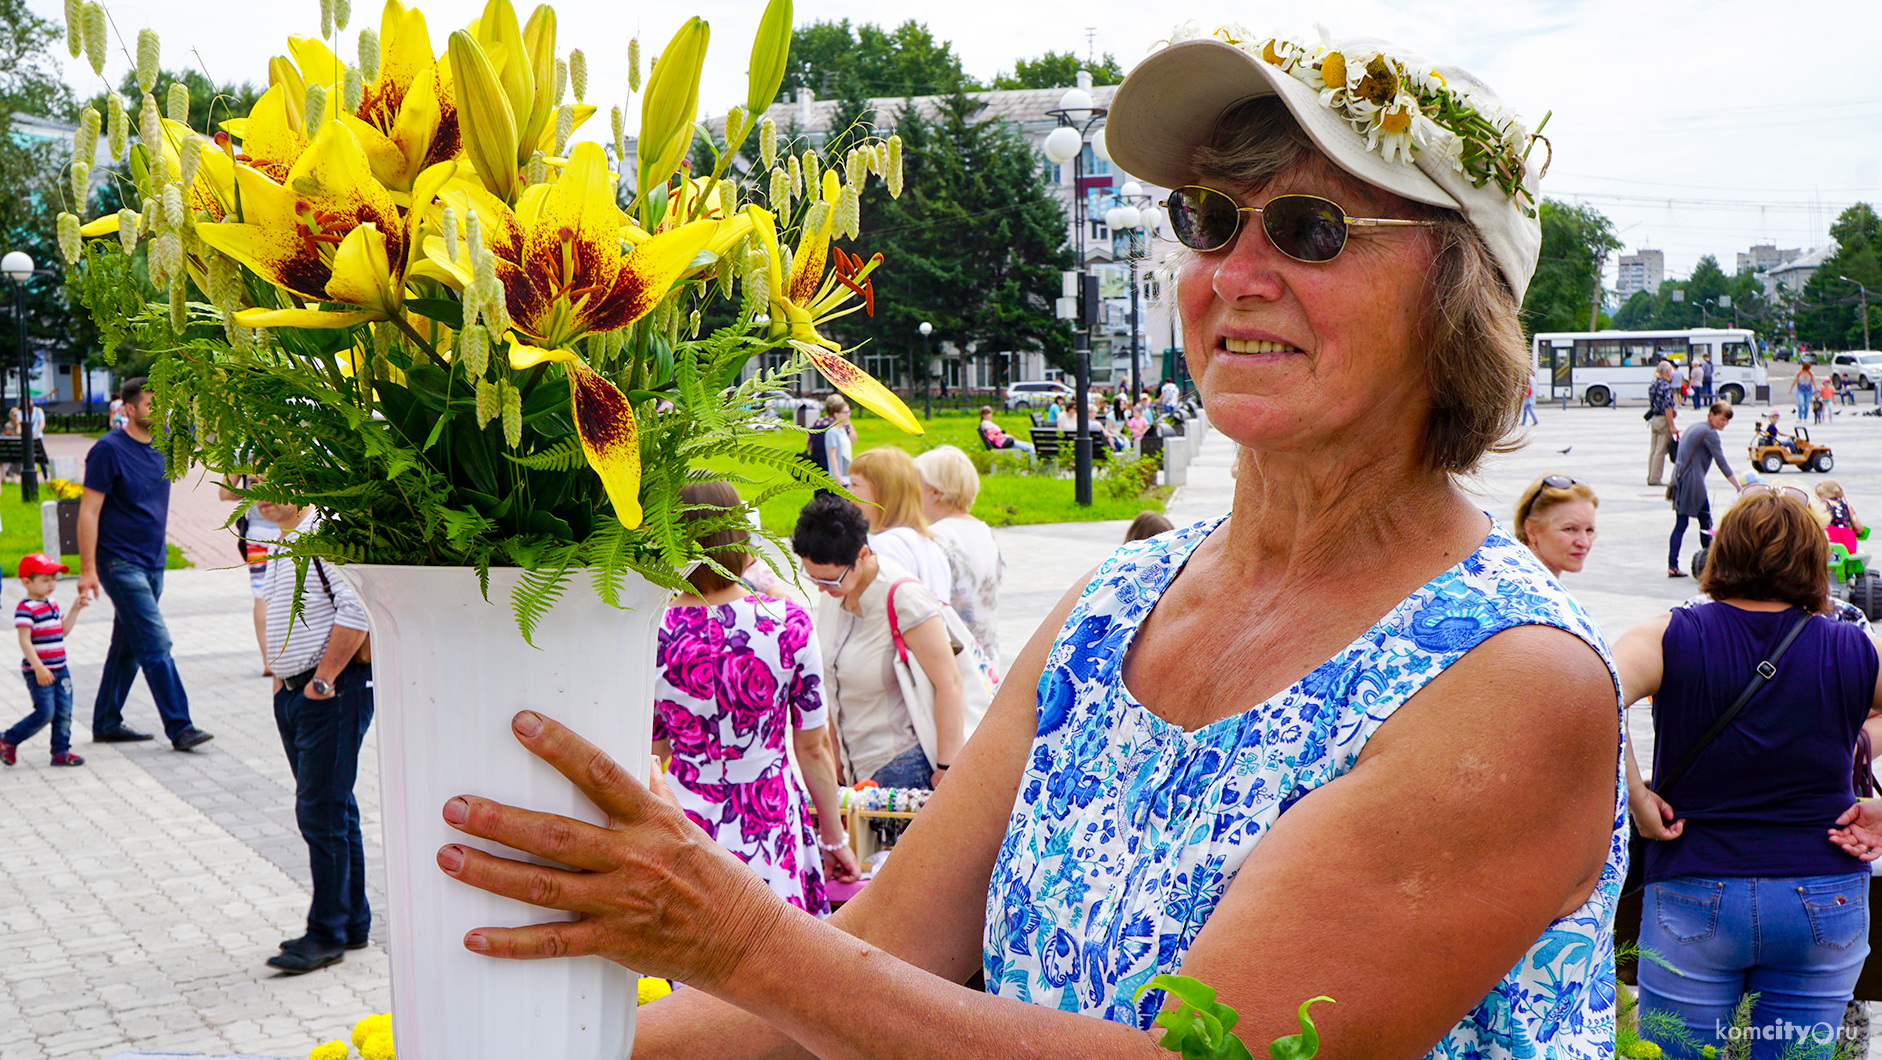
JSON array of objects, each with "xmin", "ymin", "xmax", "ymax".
[
  {"xmin": 1618, "ymin": 485, "xmax": 1882, "ymax": 1059},
  {"xmin": 432, "ymin": 29, "xmax": 1626, "ymax": 1059}
]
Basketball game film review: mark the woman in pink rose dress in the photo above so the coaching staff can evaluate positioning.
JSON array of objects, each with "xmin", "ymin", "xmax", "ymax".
[{"xmin": 653, "ymin": 482, "xmax": 860, "ymax": 915}]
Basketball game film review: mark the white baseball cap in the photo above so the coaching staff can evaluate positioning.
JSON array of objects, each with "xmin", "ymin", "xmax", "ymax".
[{"xmin": 1106, "ymin": 32, "xmax": 1544, "ymax": 301}]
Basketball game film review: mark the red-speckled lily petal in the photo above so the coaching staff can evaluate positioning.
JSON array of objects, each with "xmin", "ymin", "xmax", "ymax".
[
  {"xmin": 566, "ymin": 361, "xmax": 644, "ymax": 527},
  {"xmin": 798, "ymin": 343, "xmax": 921, "ymax": 435}
]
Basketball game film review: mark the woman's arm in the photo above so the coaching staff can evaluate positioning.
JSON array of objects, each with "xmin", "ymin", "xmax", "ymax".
[
  {"xmin": 902, "ymin": 614, "xmax": 965, "ymax": 786},
  {"xmin": 790, "ymin": 725, "xmax": 860, "ymax": 882},
  {"xmin": 1613, "ymin": 612, "xmax": 1682, "ymax": 840}
]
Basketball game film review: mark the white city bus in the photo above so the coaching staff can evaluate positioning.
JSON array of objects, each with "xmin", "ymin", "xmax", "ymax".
[{"xmin": 1531, "ymin": 328, "xmax": 1767, "ymax": 407}]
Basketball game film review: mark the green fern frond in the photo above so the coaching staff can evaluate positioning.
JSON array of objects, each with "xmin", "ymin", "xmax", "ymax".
[
  {"xmin": 504, "ymin": 438, "xmax": 586, "ymax": 471},
  {"xmin": 510, "ymin": 544, "xmax": 579, "ymax": 646}
]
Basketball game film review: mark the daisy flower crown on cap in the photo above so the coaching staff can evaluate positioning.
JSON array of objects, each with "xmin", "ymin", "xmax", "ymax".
[{"xmin": 1170, "ymin": 22, "xmax": 1551, "ymax": 217}]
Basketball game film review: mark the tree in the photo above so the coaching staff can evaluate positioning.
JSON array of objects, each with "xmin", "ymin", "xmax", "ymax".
[
  {"xmin": 824, "ymin": 92, "xmax": 1071, "ymax": 386},
  {"xmin": 1521, "ymin": 199, "xmax": 1619, "ymax": 335},
  {"xmin": 988, "ymin": 51, "xmax": 1124, "ymax": 91},
  {"xmin": 1796, "ymin": 202, "xmax": 1881, "ymax": 350},
  {"xmin": 85, "ymin": 67, "xmax": 261, "ymax": 141},
  {"xmin": 778, "ymin": 20, "xmax": 975, "ymax": 102}
]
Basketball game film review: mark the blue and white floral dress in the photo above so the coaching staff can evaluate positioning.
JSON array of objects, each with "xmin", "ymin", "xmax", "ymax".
[{"xmin": 983, "ymin": 515, "xmax": 1627, "ymax": 1058}]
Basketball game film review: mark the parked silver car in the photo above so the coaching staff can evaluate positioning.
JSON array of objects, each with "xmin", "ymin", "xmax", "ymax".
[{"xmin": 1003, "ymin": 380, "xmax": 1074, "ymax": 410}]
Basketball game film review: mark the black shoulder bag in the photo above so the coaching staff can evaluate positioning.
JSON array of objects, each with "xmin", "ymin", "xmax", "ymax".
[{"xmin": 1621, "ymin": 607, "xmax": 1811, "ymax": 897}]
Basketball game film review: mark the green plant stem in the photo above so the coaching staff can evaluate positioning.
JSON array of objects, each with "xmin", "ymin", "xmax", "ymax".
[{"xmin": 389, "ymin": 314, "xmax": 449, "ymax": 370}]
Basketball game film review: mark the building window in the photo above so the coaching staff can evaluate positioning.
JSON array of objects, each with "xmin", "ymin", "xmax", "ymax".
[{"xmin": 1081, "ymin": 143, "xmax": 1111, "ymax": 177}]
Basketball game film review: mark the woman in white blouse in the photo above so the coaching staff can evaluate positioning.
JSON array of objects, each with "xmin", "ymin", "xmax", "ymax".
[
  {"xmin": 847, "ymin": 447, "xmax": 951, "ymax": 599},
  {"xmin": 913, "ymin": 445, "xmax": 1003, "ymax": 669}
]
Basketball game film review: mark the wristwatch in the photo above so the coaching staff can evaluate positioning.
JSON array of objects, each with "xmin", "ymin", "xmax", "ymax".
[{"xmin": 309, "ymin": 677, "xmax": 335, "ymax": 697}]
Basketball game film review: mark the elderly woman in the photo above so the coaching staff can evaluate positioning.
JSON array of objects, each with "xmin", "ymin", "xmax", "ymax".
[
  {"xmin": 433, "ymin": 29, "xmax": 1623, "ymax": 1058},
  {"xmin": 1514, "ymin": 474, "xmax": 1599, "ymax": 578},
  {"xmin": 913, "ymin": 445, "xmax": 1003, "ymax": 667},
  {"xmin": 1618, "ymin": 487, "xmax": 1882, "ymax": 1059}
]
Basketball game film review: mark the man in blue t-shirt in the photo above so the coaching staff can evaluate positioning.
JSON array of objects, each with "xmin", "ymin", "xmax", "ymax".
[{"xmin": 80, "ymin": 378, "xmax": 211, "ymax": 751}]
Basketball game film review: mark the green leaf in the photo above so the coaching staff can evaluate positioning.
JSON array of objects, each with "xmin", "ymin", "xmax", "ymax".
[
  {"xmin": 504, "ymin": 438, "xmax": 585, "ymax": 471},
  {"xmin": 1268, "ymin": 996, "xmax": 1333, "ymax": 1060},
  {"xmin": 405, "ymin": 297, "xmax": 466, "ymax": 329}
]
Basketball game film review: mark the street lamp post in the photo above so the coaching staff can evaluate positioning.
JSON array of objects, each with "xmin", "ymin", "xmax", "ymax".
[
  {"xmin": 1042, "ymin": 81, "xmax": 1106, "ymax": 507},
  {"xmin": 1841, "ymin": 276, "xmax": 1872, "ymax": 352},
  {"xmin": 1105, "ymin": 182, "xmax": 1158, "ymax": 404},
  {"xmin": 2, "ymin": 250, "xmax": 40, "ymax": 503},
  {"xmin": 918, "ymin": 321, "xmax": 933, "ymax": 420}
]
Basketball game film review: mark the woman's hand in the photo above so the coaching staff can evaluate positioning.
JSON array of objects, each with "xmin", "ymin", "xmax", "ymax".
[
  {"xmin": 1829, "ymin": 799, "xmax": 1882, "ymax": 860},
  {"xmin": 822, "ymin": 842, "xmax": 861, "ymax": 883},
  {"xmin": 436, "ymin": 710, "xmax": 791, "ymax": 990},
  {"xmin": 1629, "ymin": 785, "xmax": 1684, "ymax": 841}
]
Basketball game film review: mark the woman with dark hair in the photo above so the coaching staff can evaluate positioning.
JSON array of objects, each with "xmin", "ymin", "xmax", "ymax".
[
  {"xmin": 652, "ymin": 482, "xmax": 859, "ymax": 915},
  {"xmin": 1617, "ymin": 486, "xmax": 1882, "ymax": 1058},
  {"xmin": 433, "ymin": 27, "xmax": 1629, "ymax": 1057},
  {"xmin": 788, "ymin": 493, "xmax": 965, "ymax": 793}
]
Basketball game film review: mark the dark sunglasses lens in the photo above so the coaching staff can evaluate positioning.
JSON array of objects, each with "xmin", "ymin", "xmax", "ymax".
[
  {"xmin": 1543, "ymin": 475, "xmax": 1574, "ymax": 490},
  {"xmin": 1169, "ymin": 188, "xmax": 1239, "ymax": 251},
  {"xmin": 1262, "ymin": 195, "xmax": 1347, "ymax": 262}
]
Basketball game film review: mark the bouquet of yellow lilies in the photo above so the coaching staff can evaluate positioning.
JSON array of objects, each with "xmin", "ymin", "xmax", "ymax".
[{"xmin": 60, "ymin": 0, "xmax": 919, "ymax": 635}]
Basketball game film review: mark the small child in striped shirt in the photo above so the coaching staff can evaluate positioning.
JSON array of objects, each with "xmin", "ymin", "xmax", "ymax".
[{"xmin": 2, "ymin": 553, "xmax": 90, "ymax": 767}]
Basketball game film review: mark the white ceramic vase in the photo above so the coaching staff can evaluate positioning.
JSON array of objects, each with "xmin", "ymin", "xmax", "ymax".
[{"xmin": 341, "ymin": 565, "xmax": 670, "ymax": 1060}]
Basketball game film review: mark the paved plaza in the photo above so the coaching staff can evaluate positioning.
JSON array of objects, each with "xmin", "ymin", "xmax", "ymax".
[{"xmin": 0, "ymin": 393, "xmax": 1877, "ymax": 1058}]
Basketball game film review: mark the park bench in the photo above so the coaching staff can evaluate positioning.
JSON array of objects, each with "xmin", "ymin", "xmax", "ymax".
[{"xmin": 0, "ymin": 436, "xmax": 53, "ymax": 479}]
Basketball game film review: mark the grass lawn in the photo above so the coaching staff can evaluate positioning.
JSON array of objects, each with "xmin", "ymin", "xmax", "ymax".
[
  {"xmin": 695, "ymin": 409, "xmax": 1169, "ymax": 536},
  {"xmin": 0, "ymin": 488, "xmax": 190, "ymax": 576}
]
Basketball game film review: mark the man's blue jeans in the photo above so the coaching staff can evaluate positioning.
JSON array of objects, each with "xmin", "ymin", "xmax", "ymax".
[
  {"xmin": 91, "ymin": 557, "xmax": 194, "ymax": 740},
  {"xmin": 1639, "ymin": 873, "xmax": 1870, "ymax": 1060},
  {"xmin": 6, "ymin": 670, "xmax": 74, "ymax": 755},
  {"xmin": 273, "ymin": 661, "xmax": 374, "ymax": 945}
]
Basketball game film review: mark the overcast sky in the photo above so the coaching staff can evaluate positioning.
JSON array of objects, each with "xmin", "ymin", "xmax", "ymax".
[{"xmin": 30, "ymin": 0, "xmax": 1882, "ymax": 288}]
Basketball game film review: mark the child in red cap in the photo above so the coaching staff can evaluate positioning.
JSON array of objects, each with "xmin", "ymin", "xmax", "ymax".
[{"xmin": 1, "ymin": 553, "xmax": 90, "ymax": 766}]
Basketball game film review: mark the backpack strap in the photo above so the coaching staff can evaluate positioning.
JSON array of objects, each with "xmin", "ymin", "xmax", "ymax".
[{"xmin": 884, "ymin": 578, "xmax": 918, "ymax": 662}]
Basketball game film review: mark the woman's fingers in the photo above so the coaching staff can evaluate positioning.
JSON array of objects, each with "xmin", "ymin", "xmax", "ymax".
[
  {"xmin": 509, "ymin": 711, "xmax": 653, "ymax": 822},
  {"xmin": 1836, "ymin": 802, "xmax": 1861, "ymax": 826},
  {"xmin": 442, "ymin": 795, "xmax": 618, "ymax": 873},
  {"xmin": 437, "ymin": 842, "xmax": 611, "ymax": 915},
  {"xmin": 463, "ymin": 920, "xmax": 606, "ymax": 961}
]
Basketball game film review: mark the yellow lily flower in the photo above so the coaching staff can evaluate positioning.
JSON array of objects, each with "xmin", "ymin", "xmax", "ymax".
[
  {"xmin": 747, "ymin": 200, "xmax": 919, "ymax": 434},
  {"xmin": 507, "ymin": 343, "xmax": 643, "ymax": 528},
  {"xmin": 342, "ymin": 1, "xmax": 461, "ymax": 193},
  {"xmin": 222, "ymin": 78, "xmax": 310, "ymax": 181},
  {"xmin": 199, "ymin": 122, "xmax": 446, "ymax": 330},
  {"xmin": 423, "ymin": 141, "xmax": 716, "ymax": 350}
]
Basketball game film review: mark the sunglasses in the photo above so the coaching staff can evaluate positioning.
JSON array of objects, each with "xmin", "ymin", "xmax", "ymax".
[
  {"xmin": 800, "ymin": 563, "xmax": 853, "ymax": 590},
  {"xmin": 1737, "ymin": 483, "xmax": 1812, "ymax": 506},
  {"xmin": 1162, "ymin": 185, "xmax": 1438, "ymax": 261},
  {"xmin": 1519, "ymin": 475, "xmax": 1583, "ymax": 524}
]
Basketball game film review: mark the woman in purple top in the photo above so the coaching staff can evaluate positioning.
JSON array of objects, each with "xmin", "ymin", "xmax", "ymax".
[
  {"xmin": 1615, "ymin": 485, "xmax": 1882, "ymax": 1058},
  {"xmin": 653, "ymin": 482, "xmax": 861, "ymax": 914}
]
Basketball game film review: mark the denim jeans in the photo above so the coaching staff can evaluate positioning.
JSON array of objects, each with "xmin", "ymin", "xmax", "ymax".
[
  {"xmin": 6, "ymin": 670, "xmax": 74, "ymax": 755},
  {"xmin": 1797, "ymin": 387, "xmax": 1812, "ymax": 422},
  {"xmin": 91, "ymin": 557, "xmax": 194, "ymax": 740},
  {"xmin": 273, "ymin": 661, "xmax": 374, "ymax": 945},
  {"xmin": 1639, "ymin": 874, "xmax": 1870, "ymax": 1060},
  {"xmin": 870, "ymin": 743, "xmax": 933, "ymax": 790},
  {"xmin": 1519, "ymin": 397, "xmax": 1540, "ymax": 425},
  {"xmin": 1669, "ymin": 501, "xmax": 1713, "ymax": 571}
]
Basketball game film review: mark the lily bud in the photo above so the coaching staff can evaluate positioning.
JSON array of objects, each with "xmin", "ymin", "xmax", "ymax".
[
  {"xmin": 569, "ymin": 49, "xmax": 587, "ymax": 102},
  {"xmin": 333, "ymin": 0, "xmax": 350, "ymax": 33},
  {"xmin": 636, "ymin": 17, "xmax": 708, "ymax": 206},
  {"xmin": 759, "ymin": 117, "xmax": 777, "ymax": 169},
  {"xmin": 82, "ymin": 4, "xmax": 105, "ymax": 77},
  {"xmin": 501, "ymin": 380, "xmax": 522, "ymax": 448},
  {"xmin": 136, "ymin": 28, "xmax": 160, "ymax": 94},
  {"xmin": 304, "ymin": 83, "xmax": 327, "ymax": 133},
  {"xmin": 139, "ymin": 92, "xmax": 162, "ymax": 156},
  {"xmin": 359, "ymin": 28, "xmax": 381, "ymax": 81},
  {"xmin": 64, "ymin": 0, "xmax": 81, "ymax": 58},
  {"xmin": 627, "ymin": 37, "xmax": 641, "ymax": 93},
  {"xmin": 745, "ymin": 0, "xmax": 791, "ymax": 119},
  {"xmin": 343, "ymin": 66, "xmax": 364, "ymax": 113},
  {"xmin": 445, "ymin": 29, "xmax": 520, "ymax": 204},
  {"xmin": 107, "ymin": 95, "xmax": 127, "ymax": 160},
  {"xmin": 57, "ymin": 212, "xmax": 82, "ymax": 264},
  {"xmin": 117, "ymin": 208, "xmax": 139, "ymax": 254}
]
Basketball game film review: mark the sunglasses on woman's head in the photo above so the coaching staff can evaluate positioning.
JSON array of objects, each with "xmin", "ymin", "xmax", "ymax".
[
  {"xmin": 1737, "ymin": 483, "xmax": 1812, "ymax": 506},
  {"xmin": 1162, "ymin": 185, "xmax": 1438, "ymax": 261},
  {"xmin": 1541, "ymin": 474, "xmax": 1580, "ymax": 491}
]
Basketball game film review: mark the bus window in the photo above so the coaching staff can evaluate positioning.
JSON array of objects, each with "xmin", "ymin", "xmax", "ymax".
[
  {"xmin": 1624, "ymin": 340, "xmax": 1655, "ymax": 366},
  {"xmin": 1722, "ymin": 341, "xmax": 1755, "ymax": 367},
  {"xmin": 1655, "ymin": 338, "xmax": 1690, "ymax": 364},
  {"xmin": 1574, "ymin": 340, "xmax": 1623, "ymax": 367}
]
